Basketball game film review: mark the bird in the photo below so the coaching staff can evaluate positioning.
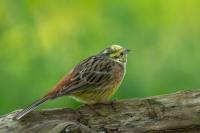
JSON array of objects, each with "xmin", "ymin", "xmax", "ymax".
[{"xmin": 14, "ymin": 45, "xmax": 130, "ymax": 120}]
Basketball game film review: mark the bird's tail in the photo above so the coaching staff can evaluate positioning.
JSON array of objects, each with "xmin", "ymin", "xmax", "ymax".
[{"xmin": 13, "ymin": 96, "xmax": 50, "ymax": 120}]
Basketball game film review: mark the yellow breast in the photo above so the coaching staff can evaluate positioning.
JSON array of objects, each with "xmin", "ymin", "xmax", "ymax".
[{"xmin": 71, "ymin": 85, "xmax": 119, "ymax": 104}]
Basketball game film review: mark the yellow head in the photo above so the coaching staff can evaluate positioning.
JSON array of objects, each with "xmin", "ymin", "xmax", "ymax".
[{"xmin": 100, "ymin": 45, "xmax": 130, "ymax": 64}]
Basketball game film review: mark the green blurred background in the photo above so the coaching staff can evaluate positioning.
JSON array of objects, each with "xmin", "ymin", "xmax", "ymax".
[{"xmin": 0, "ymin": 0, "xmax": 200, "ymax": 115}]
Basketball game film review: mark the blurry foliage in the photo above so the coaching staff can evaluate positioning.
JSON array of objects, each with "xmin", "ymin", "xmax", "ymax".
[{"xmin": 0, "ymin": 0, "xmax": 200, "ymax": 115}]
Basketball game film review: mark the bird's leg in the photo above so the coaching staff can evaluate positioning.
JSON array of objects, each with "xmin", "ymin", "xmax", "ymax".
[{"xmin": 94, "ymin": 99, "xmax": 117, "ymax": 112}]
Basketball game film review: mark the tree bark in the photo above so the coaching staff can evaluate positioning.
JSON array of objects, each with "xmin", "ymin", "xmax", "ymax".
[{"xmin": 1, "ymin": 90, "xmax": 200, "ymax": 133}]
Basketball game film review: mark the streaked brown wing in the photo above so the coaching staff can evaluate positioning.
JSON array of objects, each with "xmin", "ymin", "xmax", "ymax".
[{"xmin": 59, "ymin": 56, "xmax": 114, "ymax": 95}]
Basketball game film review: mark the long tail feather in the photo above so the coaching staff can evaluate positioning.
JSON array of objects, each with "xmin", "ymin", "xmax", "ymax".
[{"xmin": 13, "ymin": 96, "xmax": 49, "ymax": 120}]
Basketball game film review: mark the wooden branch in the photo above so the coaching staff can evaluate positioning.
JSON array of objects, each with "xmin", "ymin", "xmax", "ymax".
[{"xmin": 1, "ymin": 90, "xmax": 200, "ymax": 133}]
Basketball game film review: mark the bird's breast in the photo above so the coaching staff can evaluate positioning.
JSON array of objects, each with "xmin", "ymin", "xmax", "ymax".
[{"xmin": 113, "ymin": 62, "xmax": 125, "ymax": 84}]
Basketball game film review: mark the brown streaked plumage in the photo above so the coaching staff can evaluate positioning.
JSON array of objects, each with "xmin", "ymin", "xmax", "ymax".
[{"xmin": 14, "ymin": 45, "xmax": 130, "ymax": 120}]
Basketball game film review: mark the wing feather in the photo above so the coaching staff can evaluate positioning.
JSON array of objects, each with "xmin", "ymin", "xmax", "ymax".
[{"xmin": 59, "ymin": 56, "xmax": 113, "ymax": 95}]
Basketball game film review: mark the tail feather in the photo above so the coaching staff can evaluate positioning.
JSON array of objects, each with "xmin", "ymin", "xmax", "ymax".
[{"xmin": 14, "ymin": 96, "xmax": 49, "ymax": 120}]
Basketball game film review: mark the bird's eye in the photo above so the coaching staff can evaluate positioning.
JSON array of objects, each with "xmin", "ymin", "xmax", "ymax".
[{"xmin": 120, "ymin": 52, "xmax": 124, "ymax": 56}]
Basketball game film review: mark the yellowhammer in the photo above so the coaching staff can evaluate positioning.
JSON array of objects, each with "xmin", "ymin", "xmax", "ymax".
[{"xmin": 14, "ymin": 45, "xmax": 130, "ymax": 120}]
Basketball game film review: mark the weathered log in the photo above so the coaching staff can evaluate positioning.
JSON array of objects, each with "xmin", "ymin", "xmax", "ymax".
[{"xmin": 1, "ymin": 90, "xmax": 200, "ymax": 133}]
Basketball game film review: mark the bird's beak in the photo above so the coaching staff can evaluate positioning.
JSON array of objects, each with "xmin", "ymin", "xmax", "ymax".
[{"xmin": 125, "ymin": 48, "xmax": 131, "ymax": 54}]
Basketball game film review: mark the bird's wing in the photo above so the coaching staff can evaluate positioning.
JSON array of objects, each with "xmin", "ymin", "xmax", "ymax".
[{"xmin": 59, "ymin": 56, "xmax": 114, "ymax": 95}]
